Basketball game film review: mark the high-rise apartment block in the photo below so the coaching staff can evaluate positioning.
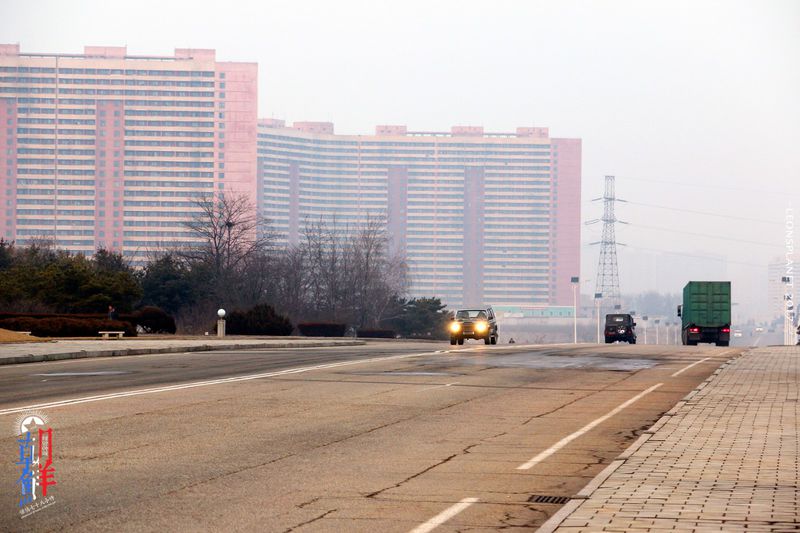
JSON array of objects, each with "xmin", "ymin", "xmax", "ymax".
[
  {"xmin": 0, "ymin": 44, "xmax": 257, "ymax": 262},
  {"xmin": 257, "ymin": 121, "xmax": 581, "ymax": 307}
]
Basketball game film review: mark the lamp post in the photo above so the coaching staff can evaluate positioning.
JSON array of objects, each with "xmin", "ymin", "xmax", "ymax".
[
  {"xmin": 217, "ymin": 308, "xmax": 226, "ymax": 338},
  {"xmin": 595, "ymin": 292, "xmax": 603, "ymax": 344},
  {"xmin": 571, "ymin": 276, "xmax": 580, "ymax": 344},
  {"xmin": 642, "ymin": 315, "xmax": 648, "ymax": 344}
]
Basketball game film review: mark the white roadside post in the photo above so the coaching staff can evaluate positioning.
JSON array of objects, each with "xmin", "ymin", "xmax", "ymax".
[
  {"xmin": 571, "ymin": 276, "xmax": 580, "ymax": 344},
  {"xmin": 655, "ymin": 318, "xmax": 660, "ymax": 345},
  {"xmin": 217, "ymin": 308, "xmax": 226, "ymax": 338}
]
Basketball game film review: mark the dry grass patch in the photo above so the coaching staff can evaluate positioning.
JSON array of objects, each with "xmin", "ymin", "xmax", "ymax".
[{"xmin": 0, "ymin": 328, "xmax": 49, "ymax": 343}]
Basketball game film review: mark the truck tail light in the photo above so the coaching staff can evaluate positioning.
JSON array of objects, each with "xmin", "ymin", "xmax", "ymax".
[
  {"xmin": 721, "ymin": 327, "xmax": 731, "ymax": 333},
  {"xmin": 689, "ymin": 327, "xmax": 700, "ymax": 333}
]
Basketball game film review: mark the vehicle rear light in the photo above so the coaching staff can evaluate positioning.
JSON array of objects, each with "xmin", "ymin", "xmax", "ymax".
[
  {"xmin": 721, "ymin": 327, "xmax": 731, "ymax": 333},
  {"xmin": 689, "ymin": 327, "xmax": 700, "ymax": 333}
]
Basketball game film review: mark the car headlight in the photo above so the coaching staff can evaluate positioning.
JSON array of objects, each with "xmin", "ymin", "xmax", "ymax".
[
  {"xmin": 475, "ymin": 321, "xmax": 488, "ymax": 333},
  {"xmin": 449, "ymin": 322, "xmax": 461, "ymax": 333}
]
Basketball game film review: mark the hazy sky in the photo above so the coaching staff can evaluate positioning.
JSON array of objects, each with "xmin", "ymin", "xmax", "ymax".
[{"xmin": 1, "ymin": 0, "xmax": 798, "ymax": 320}]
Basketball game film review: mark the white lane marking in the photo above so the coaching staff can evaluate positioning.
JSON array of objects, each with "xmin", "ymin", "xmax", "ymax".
[
  {"xmin": 516, "ymin": 383, "xmax": 663, "ymax": 470},
  {"xmin": 410, "ymin": 497, "xmax": 479, "ymax": 533},
  {"xmin": 33, "ymin": 371, "xmax": 130, "ymax": 376},
  {"xmin": 670, "ymin": 357, "xmax": 712, "ymax": 377},
  {"xmin": 0, "ymin": 350, "xmax": 439, "ymax": 417},
  {"xmin": 419, "ymin": 382, "xmax": 459, "ymax": 392}
]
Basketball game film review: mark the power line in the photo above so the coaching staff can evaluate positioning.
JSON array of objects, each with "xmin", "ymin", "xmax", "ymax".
[
  {"xmin": 582, "ymin": 242, "xmax": 767, "ymax": 268},
  {"xmin": 619, "ymin": 245, "xmax": 768, "ymax": 269},
  {"xmin": 584, "ymin": 220, "xmax": 782, "ymax": 248},
  {"xmin": 621, "ymin": 200, "xmax": 781, "ymax": 226},
  {"xmin": 624, "ymin": 223, "xmax": 783, "ymax": 248},
  {"xmin": 616, "ymin": 176, "xmax": 800, "ymax": 198}
]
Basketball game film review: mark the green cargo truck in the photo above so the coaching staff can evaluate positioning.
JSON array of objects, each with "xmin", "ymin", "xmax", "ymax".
[{"xmin": 677, "ymin": 281, "xmax": 731, "ymax": 346}]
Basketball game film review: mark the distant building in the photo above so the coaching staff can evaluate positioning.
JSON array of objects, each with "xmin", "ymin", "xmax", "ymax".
[
  {"xmin": 257, "ymin": 121, "xmax": 581, "ymax": 307},
  {"xmin": 0, "ymin": 44, "xmax": 257, "ymax": 263}
]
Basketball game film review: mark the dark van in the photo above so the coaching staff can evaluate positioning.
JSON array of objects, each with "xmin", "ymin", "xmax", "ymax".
[{"xmin": 604, "ymin": 314, "xmax": 637, "ymax": 344}]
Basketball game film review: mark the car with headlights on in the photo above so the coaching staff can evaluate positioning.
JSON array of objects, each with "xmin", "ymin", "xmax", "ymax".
[{"xmin": 449, "ymin": 306, "xmax": 498, "ymax": 345}]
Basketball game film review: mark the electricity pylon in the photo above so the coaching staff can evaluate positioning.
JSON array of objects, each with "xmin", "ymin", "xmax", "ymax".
[{"xmin": 592, "ymin": 175, "xmax": 622, "ymax": 308}]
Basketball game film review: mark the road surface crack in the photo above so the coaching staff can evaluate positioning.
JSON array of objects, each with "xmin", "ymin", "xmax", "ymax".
[
  {"xmin": 365, "ymin": 452, "xmax": 459, "ymax": 498},
  {"xmin": 283, "ymin": 509, "xmax": 337, "ymax": 532}
]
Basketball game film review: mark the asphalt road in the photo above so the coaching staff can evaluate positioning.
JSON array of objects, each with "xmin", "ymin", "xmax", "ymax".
[{"xmin": 0, "ymin": 341, "xmax": 741, "ymax": 532}]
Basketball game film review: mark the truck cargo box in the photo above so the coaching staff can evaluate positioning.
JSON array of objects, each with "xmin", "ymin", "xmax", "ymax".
[{"xmin": 681, "ymin": 281, "xmax": 731, "ymax": 329}]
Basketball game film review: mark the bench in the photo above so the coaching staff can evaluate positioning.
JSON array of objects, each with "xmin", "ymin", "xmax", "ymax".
[{"xmin": 98, "ymin": 330, "xmax": 125, "ymax": 339}]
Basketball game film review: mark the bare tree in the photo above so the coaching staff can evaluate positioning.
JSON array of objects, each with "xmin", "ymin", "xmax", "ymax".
[
  {"xmin": 293, "ymin": 216, "xmax": 408, "ymax": 327},
  {"xmin": 175, "ymin": 192, "xmax": 276, "ymax": 312},
  {"xmin": 181, "ymin": 192, "xmax": 271, "ymax": 277}
]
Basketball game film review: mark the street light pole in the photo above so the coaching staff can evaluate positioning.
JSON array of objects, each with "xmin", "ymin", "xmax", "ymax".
[
  {"xmin": 655, "ymin": 319, "xmax": 660, "ymax": 345},
  {"xmin": 595, "ymin": 292, "xmax": 603, "ymax": 344},
  {"xmin": 571, "ymin": 276, "xmax": 580, "ymax": 344},
  {"xmin": 642, "ymin": 315, "xmax": 648, "ymax": 344}
]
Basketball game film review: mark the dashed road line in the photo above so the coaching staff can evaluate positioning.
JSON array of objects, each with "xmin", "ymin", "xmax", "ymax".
[
  {"xmin": 670, "ymin": 357, "xmax": 712, "ymax": 377},
  {"xmin": 409, "ymin": 497, "xmax": 479, "ymax": 533},
  {"xmin": 516, "ymin": 383, "xmax": 663, "ymax": 470}
]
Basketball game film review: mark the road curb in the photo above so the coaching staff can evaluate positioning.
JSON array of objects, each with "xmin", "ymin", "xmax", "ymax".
[
  {"xmin": 0, "ymin": 340, "xmax": 367, "ymax": 366},
  {"xmin": 536, "ymin": 350, "xmax": 743, "ymax": 532}
]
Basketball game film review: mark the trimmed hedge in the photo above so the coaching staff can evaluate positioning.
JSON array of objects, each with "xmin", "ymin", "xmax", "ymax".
[
  {"xmin": 0, "ymin": 306, "xmax": 175, "ymax": 334},
  {"xmin": 0, "ymin": 317, "xmax": 136, "ymax": 337},
  {"xmin": 226, "ymin": 304, "xmax": 293, "ymax": 336},
  {"xmin": 129, "ymin": 306, "xmax": 176, "ymax": 334},
  {"xmin": 356, "ymin": 329, "xmax": 396, "ymax": 338},
  {"xmin": 297, "ymin": 322, "xmax": 347, "ymax": 337}
]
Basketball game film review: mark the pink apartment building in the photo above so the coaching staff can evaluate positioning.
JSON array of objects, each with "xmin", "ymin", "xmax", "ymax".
[
  {"xmin": 257, "ymin": 121, "xmax": 581, "ymax": 307},
  {"xmin": 0, "ymin": 44, "xmax": 257, "ymax": 263}
]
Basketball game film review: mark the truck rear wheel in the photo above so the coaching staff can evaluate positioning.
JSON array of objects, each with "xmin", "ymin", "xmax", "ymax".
[
  {"xmin": 450, "ymin": 337, "xmax": 457, "ymax": 345},
  {"xmin": 716, "ymin": 341, "xmax": 729, "ymax": 347}
]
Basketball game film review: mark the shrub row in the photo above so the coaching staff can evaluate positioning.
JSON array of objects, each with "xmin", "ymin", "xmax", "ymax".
[
  {"xmin": 356, "ymin": 329, "xmax": 396, "ymax": 338},
  {"xmin": 226, "ymin": 304, "xmax": 293, "ymax": 336},
  {"xmin": 130, "ymin": 306, "xmax": 176, "ymax": 334},
  {"xmin": 0, "ymin": 306, "xmax": 175, "ymax": 334},
  {"xmin": 297, "ymin": 322, "xmax": 347, "ymax": 337},
  {"xmin": 0, "ymin": 317, "xmax": 137, "ymax": 338}
]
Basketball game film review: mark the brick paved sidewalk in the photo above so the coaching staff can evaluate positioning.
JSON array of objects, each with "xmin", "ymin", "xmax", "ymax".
[{"xmin": 543, "ymin": 346, "xmax": 799, "ymax": 532}]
